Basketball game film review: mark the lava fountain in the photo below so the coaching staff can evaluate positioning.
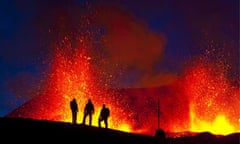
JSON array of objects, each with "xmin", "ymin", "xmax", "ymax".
[
  {"xmin": 6, "ymin": 3, "xmax": 137, "ymax": 133},
  {"xmin": 47, "ymin": 44, "xmax": 134, "ymax": 131},
  {"xmin": 7, "ymin": 38, "xmax": 135, "ymax": 132},
  {"xmin": 183, "ymin": 58, "xmax": 240, "ymax": 135}
]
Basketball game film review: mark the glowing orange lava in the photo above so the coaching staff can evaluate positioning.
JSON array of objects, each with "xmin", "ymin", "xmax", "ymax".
[
  {"xmin": 184, "ymin": 60, "xmax": 240, "ymax": 135},
  {"xmin": 6, "ymin": 37, "xmax": 240, "ymax": 136},
  {"xmin": 42, "ymin": 44, "xmax": 135, "ymax": 133}
]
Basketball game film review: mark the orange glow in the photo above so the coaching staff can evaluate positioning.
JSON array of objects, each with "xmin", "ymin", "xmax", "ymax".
[
  {"xmin": 7, "ymin": 53, "xmax": 240, "ymax": 136},
  {"xmin": 41, "ymin": 45, "xmax": 135, "ymax": 132},
  {"xmin": 190, "ymin": 105, "xmax": 236, "ymax": 135},
  {"xmin": 116, "ymin": 123, "xmax": 132, "ymax": 132},
  {"xmin": 184, "ymin": 61, "xmax": 240, "ymax": 135},
  {"xmin": 6, "ymin": 36, "xmax": 240, "ymax": 136}
]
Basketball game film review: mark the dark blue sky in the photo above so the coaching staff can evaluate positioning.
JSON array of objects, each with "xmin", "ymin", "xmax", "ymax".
[{"xmin": 0, "ymin": 0, "xmax": 239, "ymax": 116}]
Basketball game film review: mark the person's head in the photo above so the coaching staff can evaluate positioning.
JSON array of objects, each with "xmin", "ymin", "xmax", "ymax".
[
  {"xmin": 103, "ymin": 104, "xmax": 106, "ymax": 108},
  {"xmin": 88, "ymin": 99, "xmax": 91, "ymax": 103}
]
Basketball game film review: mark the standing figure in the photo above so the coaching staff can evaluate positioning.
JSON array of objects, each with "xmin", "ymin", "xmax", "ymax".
[
  {"xmin": 70, "ymin": 98, "xmax": 78, "ymax": 124},
  {"xmin": 82, "ymin": 98, "xmax": 94, "ymax": 126},
  {"xmin": 98, "ymin": 104, "xmax": 110, "ymax": 128}
]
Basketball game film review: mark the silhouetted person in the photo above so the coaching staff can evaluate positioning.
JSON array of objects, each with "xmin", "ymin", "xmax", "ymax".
[
  {"xmin": 98, "ymin": 104, "xmax": 110, "ymax": 128},
  {"xmin": 82, "ymin": 98, "xmax": 94, "ymax": 126},
  {"xmin": 70, "ymin": 98, "xmax": 78, "ymax": 124}
]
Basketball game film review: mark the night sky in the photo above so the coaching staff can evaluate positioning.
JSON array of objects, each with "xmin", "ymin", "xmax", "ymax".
[{"xmin": 0, "ymin": 0, "xmax": 239, "ymax": 118}]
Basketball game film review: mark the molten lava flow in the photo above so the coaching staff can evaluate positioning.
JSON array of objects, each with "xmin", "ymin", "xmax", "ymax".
[{"xmin": 184, "ymin": 60, "xmax": 240, "ymax": 135}]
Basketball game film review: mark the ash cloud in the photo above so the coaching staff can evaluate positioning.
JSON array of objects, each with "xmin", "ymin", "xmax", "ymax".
[
  {"xmin": 97, "ymin": 5, "xmax": 166, "ymax": 71},
  {"xmin": 96, "ymin": 4, "xmax": 170, "ymax": 87}
]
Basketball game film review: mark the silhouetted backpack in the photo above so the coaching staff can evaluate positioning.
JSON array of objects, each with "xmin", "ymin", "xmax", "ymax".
[{"xmin": 105, "ymin": 108, "xmax": 110, "ymax": 118}]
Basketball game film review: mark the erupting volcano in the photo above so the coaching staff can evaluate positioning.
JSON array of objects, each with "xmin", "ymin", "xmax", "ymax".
[
  {"xmin": 5, "ymin": 2, "xmax": 240, "ymax": 137},
  {"xmin": 7, "ymin": 39, "xmax": 136, "ymax": 133},
  {"xmin": 184, "ymin": 58, "xmax": 240, "ymax": 135},
  {"xmin": 7, "ymin": 39, "xmax": 240, "ymax": 136}
]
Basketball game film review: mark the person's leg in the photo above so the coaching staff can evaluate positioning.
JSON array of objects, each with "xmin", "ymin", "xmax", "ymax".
[
  {"xmin": 75, "ymin": 112, "xmax": 77, "ymax": 123},
  {"xmin": 104, "ymin": 119, "xmax": 108, "ymax": 128},
  {"xmin": 89, "ymin": 114, "xmax": 92, "ymax": 126},
  {"xmin": 71, "ymin": 112, "xmax": 74, "ymax": 124},
  {"xmin": 73, "ymin": 112, "xmax": 77, "ymax": 124},
  {"xmin": 98, "ymin": 118, "xmax": 102, "ymax": 127},
  {"xmin": 82, "ymin": 114, "xmax": 87, "ymax": 124}
]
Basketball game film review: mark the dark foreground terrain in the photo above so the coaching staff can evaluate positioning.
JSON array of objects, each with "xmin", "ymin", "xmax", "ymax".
[{"xmin": 0, "ymin": 117, "xmax": 239, "ymax": 144}]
